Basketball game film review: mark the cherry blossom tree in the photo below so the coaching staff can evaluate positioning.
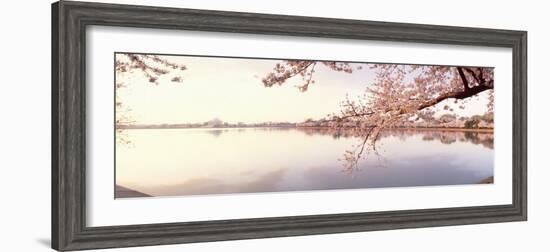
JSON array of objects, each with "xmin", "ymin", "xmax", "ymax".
[
  {"xmin": 115, "ymin": 53, "xmax": 187, "ymax": 143},
  {"xmin": 262, "ymin": 60, "xmax": 494, "ymax": 171}
]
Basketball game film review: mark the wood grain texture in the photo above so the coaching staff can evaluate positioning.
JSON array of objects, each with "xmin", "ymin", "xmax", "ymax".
[{"xmin": 51, "ymin": 1, "xmax": 527, "ymax": 251}]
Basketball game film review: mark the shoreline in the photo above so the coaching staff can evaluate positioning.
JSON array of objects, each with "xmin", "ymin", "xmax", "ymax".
[
  {"xmin": 478, "ymin": 176, "xmax": 494, "ymax": 184},
  {"xmin": 115, "ymin": 178, "xmax": 494, "ymax": 199},
  {"xmin": 388, "ymin": 127, "xmax": 493, "ymax": 133},
  {"xmin": 115, "ymin": 185, "xmax": 152, "ymax": 198},
  {"xmin": 121, "ymin": 126, "xmax": 493, "ymax": 133},
  {"xmin": 295, "ymin": 126, "xmax": 494, "ymax": 133}
]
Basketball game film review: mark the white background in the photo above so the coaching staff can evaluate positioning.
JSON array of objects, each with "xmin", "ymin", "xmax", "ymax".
[{"xmin": 0, "ymin": 0, "xmax": 547, "ymax": 251}]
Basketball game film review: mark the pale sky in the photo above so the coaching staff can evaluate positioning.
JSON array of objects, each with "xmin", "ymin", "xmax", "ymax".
[{"xmin": 116, "ymin": 54, "xmax": 491, "ymax": 125}]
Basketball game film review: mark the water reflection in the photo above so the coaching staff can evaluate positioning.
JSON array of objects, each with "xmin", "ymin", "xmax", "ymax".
[
  {"xmin": 294, "ymin": 127, "xmax": 494, "ymax": 149},
  {"xmin": 184, "ymin": 127, "xmax": 494, "ymax": 147},
  {"xmin": 115, "ymin": 128, "xmax": 494, "ymax": 198}
]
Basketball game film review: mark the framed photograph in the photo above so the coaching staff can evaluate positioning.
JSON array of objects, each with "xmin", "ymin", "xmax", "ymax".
[{"xmin": 52, "ymin": 1, "xmax": 527, "ymax": 251}]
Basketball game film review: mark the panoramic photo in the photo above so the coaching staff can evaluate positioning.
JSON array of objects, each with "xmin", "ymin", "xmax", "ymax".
[{"xmin": 114, "ymin": 53, "xmax": 494, "ymax": 198}]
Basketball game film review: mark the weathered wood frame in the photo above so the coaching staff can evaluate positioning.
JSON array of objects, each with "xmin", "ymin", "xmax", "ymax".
[{"xmin": 52, "ymin": 1, "xmax": 527, "ymax": 250}]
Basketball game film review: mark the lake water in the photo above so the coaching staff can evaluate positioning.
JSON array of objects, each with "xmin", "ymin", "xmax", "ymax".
[{"xmin": 115, "ymin": 128, "xmax": 494, "ymax": 198}]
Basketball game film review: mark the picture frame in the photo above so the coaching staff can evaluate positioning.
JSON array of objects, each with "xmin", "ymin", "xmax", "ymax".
[{"xmin": 52, "ymin": 1, "xmax": 527, "ymax": 251}]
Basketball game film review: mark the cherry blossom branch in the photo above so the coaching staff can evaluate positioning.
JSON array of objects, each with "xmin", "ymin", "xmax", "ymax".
[
  {"xmin": 457, "ymin": 67, "xmax": 471, "ymax": 91},
  {"xmin": 417, "ymin": 83, "xmax": 492, "ymax": 111},
  {"xmin": 115, "ymin": 53, "xmax": 187, "ymax": 144},
  {"xmin": 463, "ymin": 67, "xmax": 481, "ymax": 83},
  {"xmin": 261, "ymin": 61, "xmax": 494, "ymax": 170},
  {"xmin": 262, "ymin": 60, "xmax": 355, "ymax": 92}
]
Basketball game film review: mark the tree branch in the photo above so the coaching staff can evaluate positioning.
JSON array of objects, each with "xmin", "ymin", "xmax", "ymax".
[
  {"xmin": 299, "ymin": 63, "xmax": 317, "ymax": 91},
  {"xmin": 418, "ymin": 84, "xmax": 492, "ymax": 111},
  {"xmin": 457, "ymin": 67, "xmax": 470, "ymax": 91},
  {"xmin": 291, "ymin": 62, "xmax": 314, "ymax": 78},
  {"xmin": 477, "ymin": 67, "xmax": 484, "ymax": 82},
  {"xmin": 463, "ymin": 67, "xmax": 481, "ymax": 83}
]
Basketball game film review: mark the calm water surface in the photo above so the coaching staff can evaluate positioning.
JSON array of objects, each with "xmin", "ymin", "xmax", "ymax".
[{"xmin": 116, "ymin": 128, "xmax": 493, "ymax": 197}]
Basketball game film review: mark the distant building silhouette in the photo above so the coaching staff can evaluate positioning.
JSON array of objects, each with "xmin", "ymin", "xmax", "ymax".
[{"xmin": 206, "ymin": 118, "xmax": 223, "ymax": 127}]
